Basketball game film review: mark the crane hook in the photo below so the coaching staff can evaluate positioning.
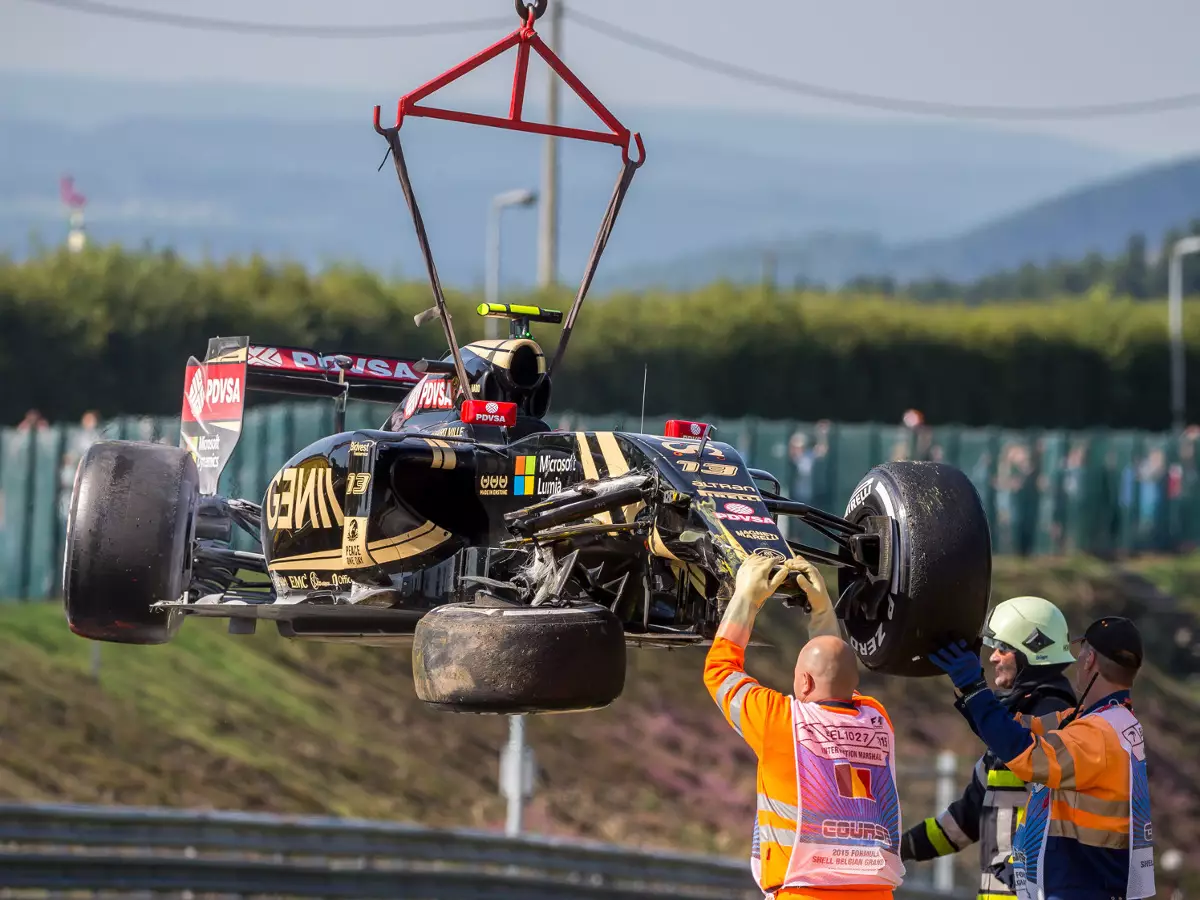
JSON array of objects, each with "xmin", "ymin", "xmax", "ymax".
[{"xmin": 515, "ymin": 0, "xmax": 548, "ymax": 22}]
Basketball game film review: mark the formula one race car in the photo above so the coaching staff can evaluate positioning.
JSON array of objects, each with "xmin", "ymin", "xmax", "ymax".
[
  {"xmin": 63, "ymin": 305, "xmax": 992, "ymax": 713},
  {"xmin": 61, "ymin": 3, "xmax": 992, "ymax": 714}
]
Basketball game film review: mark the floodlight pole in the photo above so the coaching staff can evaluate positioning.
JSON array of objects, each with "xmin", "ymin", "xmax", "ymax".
[
  {"xmin": 536, "ymin": 0, "xmax": 564, "ymax": 288},
  {"xmin": 1169, "ymin": 236, "xmax": 1200, "ymax": 431},
  {"xmin": 485, "ymin": 189, "xmax": 538, "ymax": 339}
]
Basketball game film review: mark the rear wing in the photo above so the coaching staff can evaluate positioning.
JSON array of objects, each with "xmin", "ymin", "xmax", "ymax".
[
  {"xmin": 245, "ymin": 342, "xmax": 420, "ymax": 403},
  {"xmin": 180, "ymin": 336, "xmax": 419, "ymax": 495}
]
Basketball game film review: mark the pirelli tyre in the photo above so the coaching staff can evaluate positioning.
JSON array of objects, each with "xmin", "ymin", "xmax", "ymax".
[
  {"xmin": 412, "ymin": 601, "xmax": 626, "ymax": 713},
  {"xmin": 63, "ymin": 441, "xmax": 198, "ymax": 644},
  {"xmin": 836, "ymin": 461, "xmax": 991, "ymax": 677}
]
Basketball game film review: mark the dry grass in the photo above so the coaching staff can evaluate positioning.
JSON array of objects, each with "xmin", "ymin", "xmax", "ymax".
[{"xmin": 0, "ymin": 554, "xmax": 1196, "ymax": 889}]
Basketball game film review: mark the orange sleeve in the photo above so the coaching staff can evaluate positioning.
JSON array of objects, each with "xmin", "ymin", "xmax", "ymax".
[
  {"xmin": 704, "ymin": 636, "xmax": 791, "ymax": 758},
  {"xmin": 1018, "ymin": 708, "xmax": 1074, "ymax": 734},
  {"xmin": 1005, "ymin": 717, "xmax": 1111, "ymax": 792}
]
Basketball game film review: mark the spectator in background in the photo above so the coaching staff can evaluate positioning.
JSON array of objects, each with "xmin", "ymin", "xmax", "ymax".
[
  {"xmin": 892, "ymin": 408, "xmax": 939, "ymax": 462},
  {"xmin": 17, "ymin": 409, "xmax": 47, "ymax": 432},
  {"xmin": 1174, "ymin": 426, "xmax": 1200, "ymax": 551},
  {"xmin": 788, "ymin": 431, "xmax": 815, "ymax": 505},
  {"xmin": 59, "ymin": 410, "xmax": 102, "ymax": 523},
  {"xmin": 786, "ymin": 424, "xmax": 831, "ymax": 542},
  {"xmin": 1135, "ymin": 448, "xmax": 1167, "ymax": 552},
  {"xmin": 808, "ymin": 420, "xmax": 834, "ymax": 514},
  {"xmin": 1060, "ymin": 440, "xmax": 1089, "ymax": 554},
  {"xmin": 995, "ymin": 443, "xmax": 1034, "ymax": 555}
]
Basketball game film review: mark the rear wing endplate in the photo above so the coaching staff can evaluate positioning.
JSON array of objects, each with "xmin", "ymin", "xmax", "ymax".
[{"xmin": 180, "ymin": 336, "xmax": 420, "ymax": 495}]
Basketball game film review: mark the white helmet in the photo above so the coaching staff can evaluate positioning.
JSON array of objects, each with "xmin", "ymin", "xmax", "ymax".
[{"xmin": 981, "ymin": 596, "xmax": 1074, "ymax": 666}]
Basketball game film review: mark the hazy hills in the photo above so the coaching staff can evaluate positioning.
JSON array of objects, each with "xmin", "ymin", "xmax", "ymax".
[
  {"xmin": 619, "ymin": 154, "xmax": 1200, "ymax": 289},
  {"xmin": 0, "ymin": 70, "xmax": 1134, "ymax": 289}
]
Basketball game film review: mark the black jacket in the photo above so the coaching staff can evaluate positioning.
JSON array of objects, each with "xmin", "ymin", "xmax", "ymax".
[{"xmin": 901, "ymin": 665, "xmax": 1076, "ymax": 899}]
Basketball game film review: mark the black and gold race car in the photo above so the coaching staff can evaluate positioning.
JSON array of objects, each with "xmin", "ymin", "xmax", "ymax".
[{"xmin": 62, "ymin": 304, "xmax": 992, "ymax": 713}]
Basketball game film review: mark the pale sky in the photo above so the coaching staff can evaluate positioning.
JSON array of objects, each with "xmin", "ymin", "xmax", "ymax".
[{"xmin": 4, "ymin": 0, "xmax": 1200, "ymax": 156}]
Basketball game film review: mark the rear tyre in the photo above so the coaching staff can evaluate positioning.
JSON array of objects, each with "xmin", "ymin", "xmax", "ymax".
[
  {"xmin": 412, "ymin": 600, "xmax": 626, "ymax": 713},
  {"xmin": 836, "ymin": 461, "xmax": 991, "ymax": 677},
  {"xmin": 63, "ymin": 441, "xmax": 198, "ymax": 644}
]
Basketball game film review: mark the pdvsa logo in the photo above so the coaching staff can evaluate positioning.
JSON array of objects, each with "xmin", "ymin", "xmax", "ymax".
[
  {"xmin": 472, "ymin": 401, "xmax": 509, "ymax": 425},
  {"xmin": 403, "ymin": 376, "xmax": 455, "ymax": 418},
  {"xmin": 186, "ymin": 367, "xmax": 242, "ymax": 420},
  {"xmin": 187, "ymin": 369, "xmax": 205, "ymax": 420}
]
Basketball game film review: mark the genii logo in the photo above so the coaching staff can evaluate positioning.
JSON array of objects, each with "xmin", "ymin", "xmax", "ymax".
[{"xmin": 265, "ymin": 464, "xmax": 345, "ymax": 531}]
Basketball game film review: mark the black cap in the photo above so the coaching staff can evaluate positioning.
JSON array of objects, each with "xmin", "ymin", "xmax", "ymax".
[{"xmin": 1072, "ymin": 616, "xmax": 1143, "ymax": 670}]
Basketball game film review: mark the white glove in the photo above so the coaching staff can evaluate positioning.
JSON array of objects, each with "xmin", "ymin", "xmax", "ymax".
[{"xmin": 792, "ymin": 555, "xmax": 840, "ymax": 638}]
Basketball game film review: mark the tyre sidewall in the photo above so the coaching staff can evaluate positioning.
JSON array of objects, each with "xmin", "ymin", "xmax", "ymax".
[
  {"xmin": 837, "ymin": 461, "xmax": 992, "ymax": 676},
  {"xmin": 64, "ymin": 441, "xmax": 197, "ymax": 643},
  {"xmin": 839, "ymin": 469, "xmax": 910, "ymax": 669},
  {"xmin": 413, "ymin": 602, "xmax": 626, "ymax": 713}
]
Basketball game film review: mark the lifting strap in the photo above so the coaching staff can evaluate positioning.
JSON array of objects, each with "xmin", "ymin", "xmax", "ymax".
[{"xmin": 373, "ymin": 0, "xmax": 645, "ymax": 400}]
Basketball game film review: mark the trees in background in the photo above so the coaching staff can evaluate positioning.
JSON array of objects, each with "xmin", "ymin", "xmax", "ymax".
[{"xmin": 5, "ymin": 243, "xmax": 1200, "ymax": 430}]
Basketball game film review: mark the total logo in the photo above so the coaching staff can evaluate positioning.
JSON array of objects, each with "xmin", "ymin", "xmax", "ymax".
[
  {"xmin": 186, "ymin": 367, "xmax": 243, "ymax": 421},
  {"xmin": 715, "ymin": 500, "xmax": 773, "ymax": 525}
]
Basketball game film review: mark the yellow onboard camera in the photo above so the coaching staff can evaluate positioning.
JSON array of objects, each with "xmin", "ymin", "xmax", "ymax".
[{"xmin": 476, "ymin": 303, "xmax": 563, "ymax": 338}]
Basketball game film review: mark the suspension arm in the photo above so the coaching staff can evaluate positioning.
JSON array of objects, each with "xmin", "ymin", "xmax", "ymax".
[{"xmin": 762, "ymin": 499, "xmax": 865, "ymax": 535}]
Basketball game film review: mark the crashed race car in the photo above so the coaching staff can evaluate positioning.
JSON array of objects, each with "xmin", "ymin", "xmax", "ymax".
[
  {"xmin": 63, "ymin": 309, "xmax": 992, "ymax": 713},
  {"xmin": 60, "ymin": 2, "xmax": 992, "ymax": 714}
]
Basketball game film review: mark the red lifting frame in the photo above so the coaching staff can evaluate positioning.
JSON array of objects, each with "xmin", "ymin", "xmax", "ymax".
[{"xmin": 372, "ymin": 8, "xmax": 645, "ymax": 166}]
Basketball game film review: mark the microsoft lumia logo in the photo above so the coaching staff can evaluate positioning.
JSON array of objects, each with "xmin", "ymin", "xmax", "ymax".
[{"xmin": 514, "ymin": 456, "xmax": 535, "ymax": 495}]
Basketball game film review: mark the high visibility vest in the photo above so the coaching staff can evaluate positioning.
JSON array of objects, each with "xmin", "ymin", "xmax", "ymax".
[
  {"xmin": 756, "ymin": 697, "xmax": 905, "ymax": 895},
  {"xmin": 1012, "ymin": 702, "xmax": 1155, "ymax": 900}
]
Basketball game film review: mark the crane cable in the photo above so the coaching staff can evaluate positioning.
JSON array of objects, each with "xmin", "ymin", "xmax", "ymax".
[
  {"xmin": 565, "ymin": 9, "xmax": 1200, "ymax": 121},
  {"xmin": 19, "ymin": 0, "xmax": 1200, "ymax": 121},
  {"xmin": 19, "ymin": 0, "xmax": 513, "ymax": 38}
]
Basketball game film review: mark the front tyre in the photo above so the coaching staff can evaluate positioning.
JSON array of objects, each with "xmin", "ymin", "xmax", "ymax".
[
  {"xmin": 63, "ymin": 441, "xmax": 198, "ymax": 644},
  {"xmin": 837, "ymin": 461, "xmax": 991, "ymax": 677}
]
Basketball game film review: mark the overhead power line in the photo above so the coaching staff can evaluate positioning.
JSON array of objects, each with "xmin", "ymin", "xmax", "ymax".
[
  {"xmin": 21, "ymin": 0, "xmax": 513, "ymax": 38},
  {"xmin": 23, "ymin": 0, "xmax": 1200, "ymax": 120},
  {"xmin": 567, "ymin": 8, "xmax": 1200, "ymax": 121}
]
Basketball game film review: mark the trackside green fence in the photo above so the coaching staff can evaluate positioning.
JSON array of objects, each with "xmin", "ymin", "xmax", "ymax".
[{"xmin": 4, "ymin": 402, "xmax": 1200, "ymax": 599}]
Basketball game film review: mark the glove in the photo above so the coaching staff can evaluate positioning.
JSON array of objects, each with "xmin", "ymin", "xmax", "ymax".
[
  {"xmin": 929, "ymin": 640, "xmax": 986, "ymax": 694},
  {"xmin": 732, "ymin": 552, "xmax": 799, "ymax": 611},
  {"xmin": 792, "ymin": 555, "xmax": 839, "ymax": 638},
  {"xmin": 899, "ymin": 829, "xmax": 919, "ymax": 862}
]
